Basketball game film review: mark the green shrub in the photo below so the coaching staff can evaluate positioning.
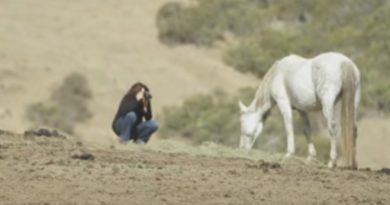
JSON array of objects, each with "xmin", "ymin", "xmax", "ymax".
[
  {"xmin": 223, "ymin": 30, "xmax": 298, "ymax": 76},
  {"xmin": 157, "ymin": 0, "xmax": 390, "ymax": 112},
  {"xmin": 26, "ymin": 72, "xmax": 92, "ymax": 134},
  {"xmin": 156, "ymin": 1, "xmax": 223, "ymax": 46},
  {"xmin": 51, "ymin": 72, "xmax": 93, "ymax": 122},
  {"xmin": 161, "ymin": 90, "xmax": 241, "ymax": 146},
  {"xmin": 26, "ymin": 102, "xmax": 74, "ymax": 133},
  {"xmin": 156, "ymin": 0, "xmax": 272, "ymax": 46}
]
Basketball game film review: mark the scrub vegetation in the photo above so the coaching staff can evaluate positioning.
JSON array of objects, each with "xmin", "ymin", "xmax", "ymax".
[
  {"xmin": 26, "ymin": 73, "xmax": 93, "ymax": 134},
  {"xmin": 158, "ymin": 0, "xmax": 389, "ymax": 158}
]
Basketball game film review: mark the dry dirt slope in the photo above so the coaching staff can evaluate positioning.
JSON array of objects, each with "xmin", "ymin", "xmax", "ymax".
[
  {"xmin": 0, "ymin": 130, "xmax": 389, "ymax": 205},
  {"xmin": 0, "ymin": 0, "xmax": 257, "ymax": 145}
]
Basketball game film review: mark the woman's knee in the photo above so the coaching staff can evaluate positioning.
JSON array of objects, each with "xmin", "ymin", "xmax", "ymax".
[
  {"xmin": 148, "ymin": 120, "xmax": 159, "ymax": 131},
  {"xmin": 125, "ymin": 112, "xmax": 137, "ymax": 122}
]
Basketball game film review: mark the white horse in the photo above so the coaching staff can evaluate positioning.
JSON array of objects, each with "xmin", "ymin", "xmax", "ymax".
[{"xmin": 238, "ymin": 52, "xmax": 360, "ymax": 168}]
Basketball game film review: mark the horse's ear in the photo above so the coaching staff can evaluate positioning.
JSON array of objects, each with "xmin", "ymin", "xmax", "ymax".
[{"xmin": 238, "ymin": 100, "xmax": 247, "ymax": 112}]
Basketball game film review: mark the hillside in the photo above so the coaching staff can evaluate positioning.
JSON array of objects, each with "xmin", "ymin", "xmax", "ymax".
[
  {"xmin": 0, "ymin": 0, "xmax": 257, "ymax": 145},
  {"xmin": 1, "ymin": 1, "xmax": 390, "ymax": 203},
  {"xmin": 1, "ymin": 0, "xmax": 390, "ymax": 172}
]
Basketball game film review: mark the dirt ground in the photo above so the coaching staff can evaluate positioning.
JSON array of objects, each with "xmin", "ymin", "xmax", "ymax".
[{"xmin": 1, "ymin": 130, "xmax": 389, "ymax": 205}]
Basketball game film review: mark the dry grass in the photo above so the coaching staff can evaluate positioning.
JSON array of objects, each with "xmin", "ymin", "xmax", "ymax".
[{"xmin": 112, "ymin": 138, "xmax": 324, "ymax": 168}]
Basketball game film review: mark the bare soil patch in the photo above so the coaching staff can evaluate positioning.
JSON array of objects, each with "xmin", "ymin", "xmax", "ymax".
[{"xmin": 1, "ymin": 130, "xmax": 389, "ymax": 205}]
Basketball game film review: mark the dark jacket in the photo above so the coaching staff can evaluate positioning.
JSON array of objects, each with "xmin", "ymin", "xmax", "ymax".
[{"xmin": 112, "ymin": 94, "xmax": 152, "ymax": 136}]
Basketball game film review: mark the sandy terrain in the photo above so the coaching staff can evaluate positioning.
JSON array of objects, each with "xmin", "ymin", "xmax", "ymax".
[{"xmin": 357, "ymin": 116, "xmax": 390, "ymax": 170}]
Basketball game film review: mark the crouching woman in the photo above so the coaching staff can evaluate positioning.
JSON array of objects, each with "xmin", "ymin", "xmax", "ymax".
[{"xmin": 112, "ymin": 82, "xmax": 159, "ymax": 144}]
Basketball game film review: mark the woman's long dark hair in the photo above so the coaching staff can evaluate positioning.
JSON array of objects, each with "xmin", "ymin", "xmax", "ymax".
[{"xmin": 127, "ymin": 82, "xmax": 150, "ymax": 98}]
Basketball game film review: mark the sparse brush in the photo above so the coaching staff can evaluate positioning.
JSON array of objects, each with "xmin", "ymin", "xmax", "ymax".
[
  {"xmin": 157, "ymin": 0, "xmax": 390, "ymax": 113},
  {"xmin": 26, "ymin": 72, "xmax": 93, "ymax": 134}
]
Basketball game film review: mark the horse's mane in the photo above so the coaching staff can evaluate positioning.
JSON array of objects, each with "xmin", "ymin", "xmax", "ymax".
[{"xmin": 253, "ymin": 61, "xmax": 279, "ymax": 109}]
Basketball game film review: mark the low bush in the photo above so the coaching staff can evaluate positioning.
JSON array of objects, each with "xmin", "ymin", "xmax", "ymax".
[{"xmin": 26, "ymin": 72, "xmax": 92, "ymax": 134}]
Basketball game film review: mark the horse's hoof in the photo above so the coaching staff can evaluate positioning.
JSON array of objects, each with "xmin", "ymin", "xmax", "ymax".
[
  {"xmin": 327, "ymin": 161, "xmax": 336, "ymax": 168},
  {"xmin": 305, "ymin": 156, "xmax": 315, "ymax": 164},
  {"xmin": 284, "ymin": 152, "xmax": 293, "ymax": 159}
]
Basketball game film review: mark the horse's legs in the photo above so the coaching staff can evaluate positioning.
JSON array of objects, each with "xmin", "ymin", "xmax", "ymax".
[
  {"xmin": 299, "ymin": 111, "xmax": 316, "ymax": 161},
  {"xmin": 322, "ymin": 98, "xmax": 337, "ymax": 168},
  {"xmin": 277, "ymin": 100, "xmax": 295, "ymax": 157}
]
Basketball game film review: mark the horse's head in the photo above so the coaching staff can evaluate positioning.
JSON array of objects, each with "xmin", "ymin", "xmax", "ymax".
[{"xmin": 238, "ymin": 100, "xmax": 264, "ymax": 150}]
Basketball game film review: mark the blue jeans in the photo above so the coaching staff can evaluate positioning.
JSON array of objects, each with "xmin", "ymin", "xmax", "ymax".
[{"xmin": 114, "ymin": 112, "xmax": 159, "ymax": 143}]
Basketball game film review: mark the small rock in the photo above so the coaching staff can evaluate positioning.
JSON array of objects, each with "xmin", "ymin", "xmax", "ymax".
[
  {"xmin": 359, "ymin": 167, "xmax": 371, "ymax": 172},
  {"xmin": 227, "ymin": 170, "xmax": 238, "ymax": 176},
  {"xmin": 137, "ymin": 164, "xmax": 144, "ymax": 169},
  {"xmin": 71, "ymin": 149, "xmax": 95, "ymax": 160},
  {"xmin": 246, "ymin": 160, "xmax": 282, "ymax": 173},
  {"xmin": 43, "ymin": 159, "xmax": 54, "ymax": 165},
  {"xmin": 0, "ymin": 129, "xmax": 14, "ymax": 136},
  {"xmin": 112, "ymin": 166, "xmax": 120, "ymax": 174},
  {"xmin": 377, "ymin": 168, "xmax": 390, "ymax": 175},
  {"xmin": 24, "ymin": 128, "xmax": 66, "ymax": 138}
]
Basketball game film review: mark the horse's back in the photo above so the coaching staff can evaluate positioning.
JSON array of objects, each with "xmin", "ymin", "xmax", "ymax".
[
  {"xmin": 311, "ymin": 52, "xmax": 346, "ymax": 86},
  {"xmin": 272, "ymin": 54, "xmax": 319, "ymax": 110},
  {"xmin": 279, "ymin": 52, "xmax": 353, "ymax": 73},
  {"xmin": 312, "ymin": 52, "xmax": 354, "ymax": 73},
  {"xmin": 272, "ymin": 52, "xmax": 358, "ymax": 111},
  {"xmin": 311, "ymin": 52, "xmax": 360, "ymax": 91},
  {"xmin": 279, "ymin": 52, "xmax": 354, "ymax": 70},
  {"xmin": 312, "ymin": 52, "xmax": 360, "ymax": 81}
]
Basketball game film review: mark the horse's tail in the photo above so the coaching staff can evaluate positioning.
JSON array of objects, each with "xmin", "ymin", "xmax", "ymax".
[{"xmin": 341, "ymin": 61, "xmax": 358, "ymax": 169}]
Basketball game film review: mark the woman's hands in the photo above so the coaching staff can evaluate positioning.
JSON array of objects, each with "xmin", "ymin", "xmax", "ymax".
[{"xmin": 136, "ymin": 88, "xmax": 145, "ymax": 101}]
